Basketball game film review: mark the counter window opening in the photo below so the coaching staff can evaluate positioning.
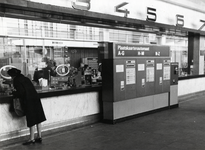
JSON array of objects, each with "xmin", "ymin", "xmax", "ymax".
[
  {"xmin": 0, "ymin": 16, "xmax": 201, "ymax": 96},
  {"xmin": 0, "ymin": 41, "xmax": 102, "ymax": 95}
]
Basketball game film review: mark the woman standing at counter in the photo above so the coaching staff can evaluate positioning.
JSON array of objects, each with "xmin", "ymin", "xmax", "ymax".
[{"xmin": 7, "ymin": 68, "xmax": 46, "ymax": 145}]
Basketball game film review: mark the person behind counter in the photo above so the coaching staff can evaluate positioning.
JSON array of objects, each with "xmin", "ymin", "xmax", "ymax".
[
  {"xmin": 33, "ymin": 65, "xmax": 57, "ymax": 86},
  {"xmin": 7, "ymin": 68, "xmax": 46, "ymax": 145}
]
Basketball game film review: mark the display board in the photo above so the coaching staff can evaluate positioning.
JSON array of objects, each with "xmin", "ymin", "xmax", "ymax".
[
  {"xmin": 100, "ymin": 42, "xmax": 178, "ymax": 123},
  {"xmin": 101, "ymin": 42, "xmax": 171, "ymax": 101}
]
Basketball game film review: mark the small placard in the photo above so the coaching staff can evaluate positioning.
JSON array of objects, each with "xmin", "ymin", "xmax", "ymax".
[
  {"xmin": 116, "ymin": 65, "xmax": 124, "ymax": 72},
  {"xmin": 156, "ymin": 63, "xmax": 162, "ymax": 70},
  {"xmin": 138, "ymin": 64, "xmax": 145, "ymax": 71}
]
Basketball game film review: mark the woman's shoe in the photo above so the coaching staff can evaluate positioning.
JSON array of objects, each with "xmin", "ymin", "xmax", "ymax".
[
  {"xmin": 35, "ymin": 137, "xmax": 42, "ymax": 143},
  {"xmin": 22, "ymin": 140, "xmax": 35, "ymax": 145}
]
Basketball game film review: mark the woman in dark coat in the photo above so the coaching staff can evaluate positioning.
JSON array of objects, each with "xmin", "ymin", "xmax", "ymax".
[{"xmin": 7, "ymin": 68, "xmax": 46, "ymax": 145}]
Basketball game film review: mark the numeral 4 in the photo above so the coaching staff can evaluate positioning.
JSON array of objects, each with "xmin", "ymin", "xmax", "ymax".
[{"xmin": 115, "ymin": 2, "xmax": 130, "ymax": 18}]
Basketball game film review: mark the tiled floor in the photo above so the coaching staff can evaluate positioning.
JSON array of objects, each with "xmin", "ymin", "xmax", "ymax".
[{"xmin": 2, "ymin": 96, "xmax": 205, "ymax": 150}]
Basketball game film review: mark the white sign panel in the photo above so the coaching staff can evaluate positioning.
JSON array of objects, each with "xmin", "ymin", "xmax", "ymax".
[
  {"xmin": 116, "ymin": 65, "xmax": 124, "ymax": 73},
  {"xmin": 163, "ymin": 66, "xmax": 170, "ymax": 80},
  {"xmin": 156, "ymin": 63, "xmax": 163, "ymax": 70},
  {"xmin": 138, "ymin": 64, "xmax": 145, "ymax": 71},
  {"xmin": 146, "ymin": 67, "xmax": 154, "ymax": 82},
  {"xmin": 126, "ymin": 68, "xmax": 136, "ymax": 85}
]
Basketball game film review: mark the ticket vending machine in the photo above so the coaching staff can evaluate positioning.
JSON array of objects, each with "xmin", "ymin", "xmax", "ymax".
[
  {"xmin": 99, "ymin": 42, "xmax": 178, "ymax": 123},
  {"xmin": 169, "ymin": 62, "xmax": 179, "ymax": 108}
]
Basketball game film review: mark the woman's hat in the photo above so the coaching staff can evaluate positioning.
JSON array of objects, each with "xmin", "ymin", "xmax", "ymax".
[{"xmin": 7, "ymin": 68, "xmax": 21, "ymax": 77}]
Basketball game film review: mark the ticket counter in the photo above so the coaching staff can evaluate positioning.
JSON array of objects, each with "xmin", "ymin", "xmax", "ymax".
[{"xmin": 0, "ymin": 86, "xmax": 102, "ymax": 142}]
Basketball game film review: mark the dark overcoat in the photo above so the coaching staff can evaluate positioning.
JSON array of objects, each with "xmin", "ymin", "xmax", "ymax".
[{"xmin": 12, "ymin": 74, "xmax": 46, "ymax": 127}]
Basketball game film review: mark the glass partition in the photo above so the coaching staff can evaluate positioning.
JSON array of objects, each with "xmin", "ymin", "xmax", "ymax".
[
  {"xmin": 0, "ymin": 16, "xmax": 193, "ymax": 96},
  {"xmin": 0, "ymin": 38, "xmax": 100, "ymax": 95},
  {"xmin": 163, "ymin": 36, "xmax": 188, "ymax": 77}
]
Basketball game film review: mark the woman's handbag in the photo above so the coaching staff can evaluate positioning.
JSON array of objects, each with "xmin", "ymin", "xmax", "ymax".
[{"xmin": 13, "ymin": 98, "xmax": 25, "ymax": 117}]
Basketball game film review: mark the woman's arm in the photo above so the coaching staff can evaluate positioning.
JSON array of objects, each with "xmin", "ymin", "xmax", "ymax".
[{"xmin": 12, "ymin": 79, "xmax": 25, "ymax": 98}]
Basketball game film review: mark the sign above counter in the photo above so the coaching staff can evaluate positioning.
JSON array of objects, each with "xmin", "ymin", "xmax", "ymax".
[
  {"xmin": 114, "ymin": 43, "xmax": 170, "ymax": 58},
  {"xmin": 27, "ymin": 0, "xmax": 205, "ymax": 31}
]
